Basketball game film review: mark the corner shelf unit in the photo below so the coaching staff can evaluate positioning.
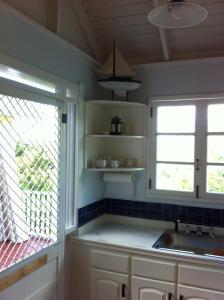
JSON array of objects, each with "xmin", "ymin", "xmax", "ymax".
[{"xmin": 85, "ymin": 100, "xmax": 148, "ymax": 172}]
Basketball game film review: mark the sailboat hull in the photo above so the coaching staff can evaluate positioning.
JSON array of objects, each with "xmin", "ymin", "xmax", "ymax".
[{"xmin": 98, "ymin": 78, "xmax": 141, "ymax": 91}]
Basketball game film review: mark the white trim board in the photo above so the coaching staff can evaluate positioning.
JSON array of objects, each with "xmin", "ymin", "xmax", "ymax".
[
  {"xmin": 0, "ymin": 51, "xmax": 81, "ymax": 103},
  {"xmin": 0, "ymin": 0, "xmax": 100, "ymax": 66},
  {"xmin": 133, "ymin": 55, "xmax": 224, "ymax": 69},
  {"xmin": 149, "ymin": 93, "xmax": 224, "ymax": 103}
]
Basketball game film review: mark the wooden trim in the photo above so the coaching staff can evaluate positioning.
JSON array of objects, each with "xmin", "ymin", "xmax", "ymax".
[
  {"xmin": 68, "ymin": 0, "xmax": 102, "ymax": 62},
  {"xmin": 0, "ymin": 0, "xmax": 99, "ymax": 65},
  {"xmin": 0, "ymin": 255, "xmax": 47, "ymax": 291},
  {"xmin": 46, "ymin": 0, "xmax": 58, "ymax": 33}
]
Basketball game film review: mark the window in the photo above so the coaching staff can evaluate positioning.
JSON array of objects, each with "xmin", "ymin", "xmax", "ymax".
[
  {"xmin": 149, "ymin": 100, "xmax": 224, "ymax": 201},
  {"xmin": 0, "ymin": 55, "xmax": 79, "ymax": 277},
  {"xmin": 0, "ymin": 92, "xmax": 62, "ymax": 272},
  {"xmin": 207, "ymin": 104, "xmax": 224, "ymax": 194}
]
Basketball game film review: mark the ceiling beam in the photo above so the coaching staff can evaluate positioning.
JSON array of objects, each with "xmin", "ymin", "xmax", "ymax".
[
  {"xmin": 153, "ymin": 0, "xmax": 171, "ymax": 61},
  {"xmin": 46, "ymin": 0, "xmax": 58, "ymax": 33},
  {"xmin": 68, "ymin": 0, "xmax": 102, "ymax": 62}
]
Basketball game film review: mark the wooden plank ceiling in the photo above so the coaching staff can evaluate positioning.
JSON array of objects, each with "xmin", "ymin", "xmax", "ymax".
[{"xmin": 82, "ymin": 0, "xmax": 224, "ymax": 65}]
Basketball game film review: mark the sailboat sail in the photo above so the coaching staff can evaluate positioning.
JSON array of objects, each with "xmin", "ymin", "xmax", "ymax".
[{"xmin": 97, "ymin": 45, "xmax": 134, "ymax": 78}]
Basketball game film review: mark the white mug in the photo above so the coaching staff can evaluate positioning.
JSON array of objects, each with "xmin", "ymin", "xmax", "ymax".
[
  {"xmin": 111, "ymin": 160, "xmax": 120, "ymax": 168},
  {"xmin": 95, "ymin": 159, "xmax": 107, "ymax": 168}
]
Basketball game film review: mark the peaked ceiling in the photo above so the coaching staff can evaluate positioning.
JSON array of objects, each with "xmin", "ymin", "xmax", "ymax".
[{"xmin": 82, "ymin": 0, "xmax": 224, "ymax": 65}]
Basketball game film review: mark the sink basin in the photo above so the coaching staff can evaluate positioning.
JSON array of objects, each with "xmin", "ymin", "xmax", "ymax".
[{"xmin": 153, "ymin": 230, "xmax": 224, "ymax": 256}]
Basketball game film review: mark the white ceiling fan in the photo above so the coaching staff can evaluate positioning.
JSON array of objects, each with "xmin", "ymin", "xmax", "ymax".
[{"xmin": 147, "ymin": 0, "xmax": 208, "ymax": 29}]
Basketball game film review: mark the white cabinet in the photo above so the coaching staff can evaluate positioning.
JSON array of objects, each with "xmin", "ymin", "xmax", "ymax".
[
  {"xmin": 71, "ymin": 241, "xmax": 224, "ymax": 300},
  {"xmin": 132, "ymin": 276, "xmax": 175, "ymax": 300},
  {"xmin": 178, "ymin": 264, "xmax": 224, "ymax": 300},
  {"xmin": 90, "ymin": 268, "xmax": 128, "ymax": 300},
  {"xmin": 85, "ymin": 100, "xmax": 147, "ymax": 171},
  {"xmin": 132, "ymin": 257, "xmax": 176, "ymax": 282},
  {"xmin": 178, "ymin": 264, "xmax": 224, "ymax": 292},
  {"xmin": 178, "ymin": 285, "xmax": 224, "ymax": 300}
]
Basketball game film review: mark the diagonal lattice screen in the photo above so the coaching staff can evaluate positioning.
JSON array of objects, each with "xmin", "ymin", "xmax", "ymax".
[{"xmin": 0, "ymin": 93, "xmax": 60, "ymax": 272}]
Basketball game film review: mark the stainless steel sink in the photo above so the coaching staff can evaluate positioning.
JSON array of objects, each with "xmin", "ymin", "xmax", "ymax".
[{"xmin": 153, "ymin": 230, "xmax": 224, "ymax": 256}]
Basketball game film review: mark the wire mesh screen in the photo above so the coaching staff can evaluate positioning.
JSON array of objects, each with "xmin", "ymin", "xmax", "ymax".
[{"xmin": 0, "ymin": 93, "xmax": 60, "ymax": 272}]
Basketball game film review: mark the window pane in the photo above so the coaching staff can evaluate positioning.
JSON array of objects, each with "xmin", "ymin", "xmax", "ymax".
[
  {"xmin": 0, "ymin": 94, "xmax": 59, "ymax": 273},
  {"xmin": 207, "ymin": 136, "xmax": 224, "ymax": 163},
  {"xmin": 207, "ymin": 166, "xmax": 224, "ymax": 194},
  {"xmin": 157, "ymin": 106, "xmax": 195, "ymax": 133},
  {"xmin": 208, "ymin": 104, "xmax": 224, "ymax": 132},
  {"xmin": 157, "ymin": 135, "xmax": 195, "ymax": 162},
  {"xmin": 156, "ymin": 163, "xmax": 194, "ymax": 192}
]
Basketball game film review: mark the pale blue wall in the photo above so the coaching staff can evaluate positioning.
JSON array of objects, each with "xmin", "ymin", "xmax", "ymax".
[
  {"xmin": 3, "ymin": 3, "xmax": 224, "ymax": 208},
  {"xmin": 131, "ymin": 58, "xmax": 224, "ymax": 102},
  {"xmin": 107, "ymin": 58, "xmax": 224, "ymax": 208},
  {"xmin": 0, "ymin": 5, "xmax": 105, "ymax": 207},
  {"xmin": 0, "ymin": 6, "xmax": 102, "ymax": 99}
]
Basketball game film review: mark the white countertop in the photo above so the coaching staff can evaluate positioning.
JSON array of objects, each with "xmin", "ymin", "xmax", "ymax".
[
  {"xmin": 73, "ymin": 216, "xmax": 224, "ymax": 264},
  {"xmin": 76, "ymin": 221, "xmax": 163, "ymax": 250}
]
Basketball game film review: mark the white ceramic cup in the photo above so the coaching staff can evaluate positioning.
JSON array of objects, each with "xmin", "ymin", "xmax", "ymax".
[
  {"xmin": 95, "ymin": 159, "xmax": 107, "ymax": 168},
  {"xmin": 111, "ymin": 160, "xmax": 120, "ymax": 168}
]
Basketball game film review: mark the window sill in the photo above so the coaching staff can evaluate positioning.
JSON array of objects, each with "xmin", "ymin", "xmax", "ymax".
[
  {"xmin": 0, "ymin": 240, "xmax": 61, "ymax": 280},
  {"xmin": 0, "ymin": 236, "xmax": 52, "ymax": 273}
]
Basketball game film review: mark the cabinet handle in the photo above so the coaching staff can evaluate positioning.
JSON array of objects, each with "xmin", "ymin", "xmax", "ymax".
[
  {"xmin": 121, "ymin": 283, "xmax": 127, "ymax": 298},
  {"xmin": 168, "ymin": 292, "xmax": 172, "ymax": 300},
  {"xmin": 196, "ymin": 158, "xmax": 200, "ymax": 171}
]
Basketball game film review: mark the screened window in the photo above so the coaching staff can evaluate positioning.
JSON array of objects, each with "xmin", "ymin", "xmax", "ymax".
[
  {"xmin": 149, "ymin": 100, "xmax": 224, "ymax": 200},
  {"xmin": 0, "ymin": 92, "xmax": 61, "ymax": 272}
]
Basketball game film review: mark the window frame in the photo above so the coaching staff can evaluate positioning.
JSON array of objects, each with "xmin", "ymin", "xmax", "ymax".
[
  {"xmin": 0, "ymin": 55, "xmax": 79, "ymax": 280},
  {"xmin": 0, "ymin": 85, "xmax": 64, "ymax": 275},
  {"xmin": 148, "ymin": 95, "xmax": 224, "ymax": 205}
]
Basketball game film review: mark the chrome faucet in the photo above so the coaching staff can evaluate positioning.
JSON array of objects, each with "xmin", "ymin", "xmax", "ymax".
[
  {"xmin": 185, "ymin": 225, "xmax": 191, "ymax": 234},
  {"xmin": 174, "ymin": 219, "xmax": 180, "ymax": 233},
  {"xmin": 209, "ymin": 227, "xmax": 215, "ymax": 238},
  {"xmin": 196, "ymin": 226, "xmax": 202, "ymax": 236}
]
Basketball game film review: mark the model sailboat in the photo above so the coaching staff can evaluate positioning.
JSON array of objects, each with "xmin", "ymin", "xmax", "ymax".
[{"xmin": 97, "ymin": 40, "xmax": 141, "ymax": 100}]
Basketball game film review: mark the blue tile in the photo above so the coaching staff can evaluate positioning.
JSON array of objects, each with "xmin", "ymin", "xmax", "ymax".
[
  {"xmin": 213, "ymin": 217, "xmax": 222, "ymax": 227},
  {"xmin": 203, "ymin": 208, "xmax": 213, "ymax": 216},
  {"xmin": 131, "ymin": 208, "xmax": 139, "ymax": 217},
  {"xmin": 203, "ymin": 216, "xmax": 213, "ymax": 226},
  {"xmin": 78, "ymin": 198, "xmax": 224, "ymax": 228},
  {"xmin": 213, "ymin": 209, "xmax": 222, "ymax": 218}
]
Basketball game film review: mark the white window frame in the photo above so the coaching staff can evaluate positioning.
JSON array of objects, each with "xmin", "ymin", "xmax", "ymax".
[
  {"xmin": 148, "ymin": 94, "xmax": 224, "ymax": 205},
  {"xmin": 0, "ymin": 52, "xmax": 80, "ymax": 283}
]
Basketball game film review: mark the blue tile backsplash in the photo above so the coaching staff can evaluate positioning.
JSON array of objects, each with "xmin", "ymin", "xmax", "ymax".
[{"xmin": 78, "ymin": 198, "xmax": 224, "ymax": 228}]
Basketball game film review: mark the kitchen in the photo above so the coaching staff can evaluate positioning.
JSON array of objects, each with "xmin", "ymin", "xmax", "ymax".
[{"xmin": 0, "ymin": 1, "xmax": 224, "ymax": 300}]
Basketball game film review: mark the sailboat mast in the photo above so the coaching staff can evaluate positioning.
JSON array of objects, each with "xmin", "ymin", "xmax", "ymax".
[{"xmin": 112, "ymin": 37, "xmax": 116, "ymax": 78}]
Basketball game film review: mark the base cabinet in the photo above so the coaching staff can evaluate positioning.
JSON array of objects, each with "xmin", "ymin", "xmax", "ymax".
[
  {"xmin": 178, "ymin": 285, "xmax": 224, "ymax": 300},
  {"xmin": 71, "ymin": 242, "xmax": 224, "ymax": 300},
  {"xmin": 90, "ymin": 268, "xmax": 129, "ymax": 300},
  {"xmin": 132, "ymin": 276, "xmax": 175, "ymax": 300}
]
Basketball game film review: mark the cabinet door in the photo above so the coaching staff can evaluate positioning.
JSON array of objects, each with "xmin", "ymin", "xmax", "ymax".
[
  {"xmin": 132, "ymin": 276, "xmax": 175, "ymax": 300},
  {"xmin": 90, "ymin": 268, "xmax": 128, "ymax": 300},
  {"xmin": 178, "ymin": 284, "xmax": 224, "ymax": 300}
]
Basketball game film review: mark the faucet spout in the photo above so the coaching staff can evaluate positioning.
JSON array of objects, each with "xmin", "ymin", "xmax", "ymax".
[{"xmin": 175, "ymin": 219, "xmax": 180, "ymax": 233}]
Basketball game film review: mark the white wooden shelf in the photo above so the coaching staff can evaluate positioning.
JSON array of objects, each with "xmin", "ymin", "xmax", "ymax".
[
  {"xmin": 85, "ymin": 100, "xmax": 147, "ymax": 172},
  {"xmin": 86, "ymin": 100, "xmax": 147, "ymax": 108},
  {"xmin": 86, "ymin": 134, "xmax": 146, "ymax": 139},
  {"xmin": 86, "ymin": 167, "xmax": 145, "ymax": 172}
]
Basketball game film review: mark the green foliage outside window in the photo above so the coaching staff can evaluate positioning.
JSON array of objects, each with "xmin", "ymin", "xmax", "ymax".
[{"xmin": 16, "ymin": 142, "xmax": 54, "ymax": 191}]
